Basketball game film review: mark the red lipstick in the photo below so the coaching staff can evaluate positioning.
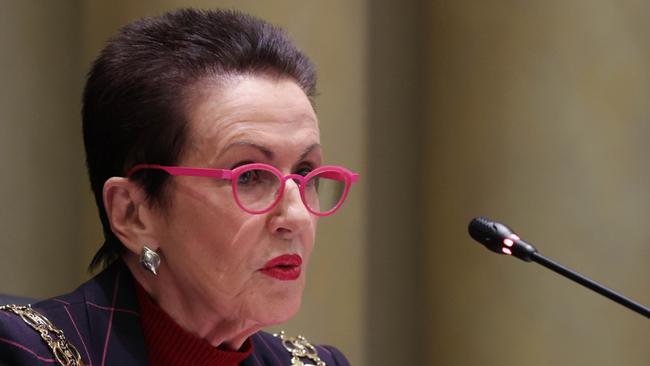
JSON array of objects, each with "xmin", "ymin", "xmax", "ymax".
[{"xmin": 260, "ymin": 254, "xmax": 302, "ymax": 281}]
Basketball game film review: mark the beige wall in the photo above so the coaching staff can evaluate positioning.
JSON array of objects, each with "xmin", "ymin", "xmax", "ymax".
[
  {"xmin": 0, "ymin": 1, "xmax": 84, "ymax": 297},
  {"xmin": 424, "ymin": 1, "xmax": 650, "ymax": 365},
  {"xmin": 365, "ymin": 1, "xmax": 428, "ymax": 364},
  {"xmin": 2, "ymin": 1, "xmax": 650, "ymax": 365}
]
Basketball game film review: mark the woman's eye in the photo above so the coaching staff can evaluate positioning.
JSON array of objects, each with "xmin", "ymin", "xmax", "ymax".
[
  {"xmin": 238, "ymin": 170, "xmax": 260, "ymax": 185},
  {"xmin": 295, "ymin": 166, "xmax": 313, "ymax": 177}
]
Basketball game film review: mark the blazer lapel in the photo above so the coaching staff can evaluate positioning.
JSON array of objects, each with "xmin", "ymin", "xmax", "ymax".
[{"xmin": 80, "ymin": 261, "xmax": 149, "ymax": 366}]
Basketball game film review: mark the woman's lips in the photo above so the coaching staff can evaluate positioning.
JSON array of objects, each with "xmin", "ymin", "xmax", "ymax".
[{"xmin": 260, "ymin": 254, "xmax": 302, "ymax": 281}]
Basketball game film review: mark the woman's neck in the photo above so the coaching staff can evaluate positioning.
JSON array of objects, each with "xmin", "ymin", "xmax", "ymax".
[{"xmin": 124, "ymin": 253, "xmax": 261, "ymax": 349}]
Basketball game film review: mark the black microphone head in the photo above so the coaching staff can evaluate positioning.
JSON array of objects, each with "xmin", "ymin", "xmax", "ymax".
[
  {"xmin": 468, "ymin": 217, "xmax": 537, "ymax": 261},
  {"xmin": 468, "ymin": 217, "xmax": 517, "ymax": 254}
]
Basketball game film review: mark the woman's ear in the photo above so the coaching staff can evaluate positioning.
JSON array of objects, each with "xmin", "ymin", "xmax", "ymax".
[{"xmin": 103, "ymin": 177, "xmax": 158, "ymax": 255}]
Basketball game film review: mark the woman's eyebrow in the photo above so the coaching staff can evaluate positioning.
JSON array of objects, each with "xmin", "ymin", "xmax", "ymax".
[
  {"xmin": 299, "ymin": 143, "xmax": 321, "ymax": 161},
  {"xmin": 221, "ymin": 142, "xmax": 321, "ymax": 162},
  {"xmin": 222, "ymin": 141, "xmax": 274, "ymax": 159}
]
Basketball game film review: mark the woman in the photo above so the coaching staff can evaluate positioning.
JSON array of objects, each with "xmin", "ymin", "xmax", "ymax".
[{"xmin": 0, "ymin": 9, "xmax": 356, "ymax": 366}]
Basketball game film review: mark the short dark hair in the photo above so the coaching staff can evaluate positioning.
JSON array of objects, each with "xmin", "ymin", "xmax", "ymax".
[{"xmin": 83, "ymin": 8, "xmax": 317, "ymax": 270}]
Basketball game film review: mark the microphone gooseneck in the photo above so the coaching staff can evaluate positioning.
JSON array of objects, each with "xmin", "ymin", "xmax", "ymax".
[{"xmin": 468, "ymin": 217, "xmax": 650, "ymax": 318}]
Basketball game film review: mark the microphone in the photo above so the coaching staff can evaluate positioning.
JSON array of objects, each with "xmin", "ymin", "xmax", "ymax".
[{"xmin": 468, "ymin": 217, "xmax": 650, "ymax": 318}]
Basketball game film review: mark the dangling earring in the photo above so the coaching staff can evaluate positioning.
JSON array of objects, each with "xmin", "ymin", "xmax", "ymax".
[{"xmin": 140, "ymin": 246, "xmax": 161, "ymax": 276}]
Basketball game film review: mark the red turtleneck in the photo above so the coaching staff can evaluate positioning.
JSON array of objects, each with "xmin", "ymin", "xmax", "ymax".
[{"xmin": 134, "ymin": 281, "xmax": 253, "ymax": 365}]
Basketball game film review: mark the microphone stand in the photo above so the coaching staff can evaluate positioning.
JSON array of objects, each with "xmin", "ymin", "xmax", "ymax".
[
  {"xmin": 468, "ymin": 217, "xmax": 650, "ymax": 319},
  {"xmin": 530, "ymin": 252, "xmax": 649, "ymax": 318}
]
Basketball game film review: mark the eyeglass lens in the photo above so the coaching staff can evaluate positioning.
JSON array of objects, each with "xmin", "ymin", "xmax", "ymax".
[{"xmin": 235, "ymin": 167, "xmax": 347, "ymax": 213}]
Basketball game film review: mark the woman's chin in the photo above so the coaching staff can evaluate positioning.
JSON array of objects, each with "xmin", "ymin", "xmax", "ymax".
[{"xmin": 255, "ymin": 295, "xmax": 303, "ymax": 326}]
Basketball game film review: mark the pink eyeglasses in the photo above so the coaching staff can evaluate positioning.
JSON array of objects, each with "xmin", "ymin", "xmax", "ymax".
[{"xmin": 127, "ymin": 163, "xmax": 359, "ymax": 216}]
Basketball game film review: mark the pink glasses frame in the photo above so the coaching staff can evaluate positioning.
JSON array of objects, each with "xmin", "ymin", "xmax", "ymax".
[{"xmin": 127, "ymin": 163, "xmax": 359, "ymax": 216}]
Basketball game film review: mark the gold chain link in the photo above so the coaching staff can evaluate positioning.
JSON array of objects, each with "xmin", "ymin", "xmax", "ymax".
[
  {"xmin": 274, "ymin": 331, "xmax": 326, "ymax": 366},
  {"xmin": 0, "ymin": 304, "xmax": 84, "ymax": 366}
]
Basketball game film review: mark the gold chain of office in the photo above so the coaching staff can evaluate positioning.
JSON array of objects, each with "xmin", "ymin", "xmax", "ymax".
[
  {"xmin": 274, "ymin": 331, "xmax": 326, "ymax": 366},
  {"xmin": 0, "ymin": 304, "xmax": 83, "ymax": 366},
  {"xmin": 1, "ymin": 304, "xmax": 329, "ymax": 366}
]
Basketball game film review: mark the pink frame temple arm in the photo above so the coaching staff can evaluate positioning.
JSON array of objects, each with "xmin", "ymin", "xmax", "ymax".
[{"xmin": 127, "ymin": 164, "xmax": 231, "ymax": 179}]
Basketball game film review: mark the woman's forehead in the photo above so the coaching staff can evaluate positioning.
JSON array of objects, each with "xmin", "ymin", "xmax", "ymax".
[
  {"xmin": 184, "ymin": 76, "xmax": 320, "ymax": 163},
  {"xmin": 193, "ymin": 121, "xmax": 321, "ymax": 166}
]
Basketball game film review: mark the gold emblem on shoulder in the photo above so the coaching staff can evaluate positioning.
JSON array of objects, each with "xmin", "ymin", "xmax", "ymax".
[
  {"xmin": 273, "ymin": 331, "xmax": 326, "ymax": 366},
  {"xmin": 1, "ymin": 304, "xmax": 84, "ymax": 366}
]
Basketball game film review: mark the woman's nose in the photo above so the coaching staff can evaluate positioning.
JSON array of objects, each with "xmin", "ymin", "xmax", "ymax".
[{"xmin": 268, "ymin": 179, "xmax": 312, "ymax": 236}]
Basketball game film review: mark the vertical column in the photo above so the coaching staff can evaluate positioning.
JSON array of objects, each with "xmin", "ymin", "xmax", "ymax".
[
  {"xmin": 0, "ymin": 1, "xmax": 83, "ymax": 298},
  {"xmin": 367, "ymin": 1, "xmax": 428, "ymax": 365}
]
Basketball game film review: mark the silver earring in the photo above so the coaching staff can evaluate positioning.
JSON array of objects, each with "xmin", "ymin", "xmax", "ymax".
[{"xmin": 140, "ymin": 246, "xmax": 160, "ymax": 276}]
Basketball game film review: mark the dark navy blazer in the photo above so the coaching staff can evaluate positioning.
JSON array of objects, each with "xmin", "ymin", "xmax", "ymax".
[{"xmin": 0, "ymin": 261, "xmax": 350, "ymax": 365}]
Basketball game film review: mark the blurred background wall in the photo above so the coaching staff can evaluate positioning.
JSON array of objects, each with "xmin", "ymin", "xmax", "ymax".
[
  {"xmin": 424, "ymin": 1, "xmax": 650, "ymax": 365},
  {"xmin": 1, "ymin": 1, "xmax": 649, "ymax": 365},
  {"xmin": 0, "ymin": 1, "xmax": 84, "ymax": 300}
]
